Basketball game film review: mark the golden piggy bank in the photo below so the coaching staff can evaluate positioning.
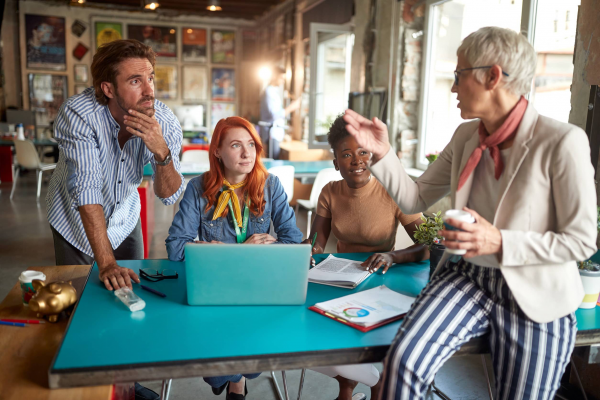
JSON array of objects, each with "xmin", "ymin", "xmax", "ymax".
[{"xmin": 29, "ymin": 280, "xmax": 77, "ymax": 323}]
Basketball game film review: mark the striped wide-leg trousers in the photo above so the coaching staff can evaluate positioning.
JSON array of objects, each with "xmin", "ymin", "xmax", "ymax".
[{"xmin": 380, "ymin": 259, "xmax": 577, "ymax": 400}]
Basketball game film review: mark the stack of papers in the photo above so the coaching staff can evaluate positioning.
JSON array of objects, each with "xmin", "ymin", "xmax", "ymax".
[
  {"xmin": 308, "ymin": 255, "xmax": 371, "ymax": 288},
  {"xmin": 310, "ymin": 285, "xmax": 416, "ymax": 331}
]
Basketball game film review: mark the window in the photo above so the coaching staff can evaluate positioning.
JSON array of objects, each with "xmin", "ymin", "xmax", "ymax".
[{"xmin": 417, "ymin": 0, "xmax": 579, "ymax": 169}]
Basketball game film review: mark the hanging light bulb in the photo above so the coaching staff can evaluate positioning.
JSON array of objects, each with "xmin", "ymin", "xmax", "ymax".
[
  {"xmin": 206, "ymin": 0, "xmax": 222, "ymax": 11},
  {"xmin": 143, "ymin": 0, "xmax": 159, "ymax": 10}
]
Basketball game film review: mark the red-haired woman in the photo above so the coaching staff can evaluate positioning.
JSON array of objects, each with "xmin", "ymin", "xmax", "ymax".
[{"xmin": 166, "ymin": 116, "xmax": 302, "ymax": 399}]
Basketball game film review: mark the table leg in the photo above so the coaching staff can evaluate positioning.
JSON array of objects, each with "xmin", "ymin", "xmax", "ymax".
[
  {"xmin": 161, "ymin": 379, "xmax": 172, "ymax": 400},
  {"xmin": 282, "ymin": 371, "xmax": 290, "ymax": 400},
  {"xmin": 271, "ymin": 371, "xmax": 285, "ymax": 400}
]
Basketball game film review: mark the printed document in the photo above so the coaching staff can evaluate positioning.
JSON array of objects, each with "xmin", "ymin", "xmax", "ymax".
[{"xmin": 308, "ymin": 255, "xmax": 371, "ymax": 288}]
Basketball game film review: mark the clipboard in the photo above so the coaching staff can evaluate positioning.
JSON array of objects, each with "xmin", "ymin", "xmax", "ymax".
[{"xmin": 308, "ymin": 306, "xmax": 406, "ymax": 333}]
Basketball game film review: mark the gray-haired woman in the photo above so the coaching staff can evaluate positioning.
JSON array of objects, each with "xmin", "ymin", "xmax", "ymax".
[{"xmin": 344, "ymin": 26, "xmax": 597, "ymax": 399}]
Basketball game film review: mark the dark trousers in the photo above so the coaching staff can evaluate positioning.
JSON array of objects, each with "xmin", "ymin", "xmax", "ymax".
[{"xmin": 51, "ymin": 219, "xmax": 144, "ymax": 265}]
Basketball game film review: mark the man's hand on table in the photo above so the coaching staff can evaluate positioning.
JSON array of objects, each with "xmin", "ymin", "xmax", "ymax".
[{"xmin": 99, "ymin": 262, "xmax": 140, "ymax": 291}]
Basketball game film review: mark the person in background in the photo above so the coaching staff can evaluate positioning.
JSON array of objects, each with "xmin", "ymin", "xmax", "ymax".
[
  {"xmin": 166, "ymin": 116, "xmax": 302, "ymax": 400},
  {"xmin": 306, "ymin": 114, "xmax": 429, "ymax": 400},
  {"xmin": 344, "ymin": 26, "xmax": 597, "ymax": 399},
  {"xmin": 259, "ymin": 66, "xmax": 300, "ymax": 159},
  {"xmin": 47, "ymin": 39, "xmax": 184, "ymax": 291}
]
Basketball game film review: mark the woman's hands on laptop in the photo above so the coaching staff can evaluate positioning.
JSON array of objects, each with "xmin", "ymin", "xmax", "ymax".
[{"xmin": 244, "ymin": 234, "xmax": 277, "ymax": 244}]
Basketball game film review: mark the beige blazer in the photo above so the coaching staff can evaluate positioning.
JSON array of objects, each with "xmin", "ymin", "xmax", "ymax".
[{"xmin": 370, "ymin": 104, "xmax": 597, "ymax": 323}]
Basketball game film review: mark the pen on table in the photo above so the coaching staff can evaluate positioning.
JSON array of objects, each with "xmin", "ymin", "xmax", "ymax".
[
  {"xmin": 140, "ymin": 284, "xmax": 167, "ymax": 298},
  {"xmin": 0, "ymin": 321, "xmax": 26, "ymax": 327},
  {"xmin": 1, "ymin": 319, "xmax": 45, "ymax": 324}
]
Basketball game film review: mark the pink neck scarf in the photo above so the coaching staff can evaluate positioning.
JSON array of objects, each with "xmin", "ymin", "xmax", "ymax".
[{"xmin": 457, "ymin": 96, "xmax": 528, "ymax": 191}]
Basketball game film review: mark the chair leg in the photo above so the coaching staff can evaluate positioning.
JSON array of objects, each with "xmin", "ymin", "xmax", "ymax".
[
  {"xmin": 430, "ymin": 378, "xmax": 452, "ymax": 400},
  {"xmin": 160, "ymin": 379, "xmax": 172, "ymax": 400},
  {"xmin": 37, "ymin": 170, "xmax": 43, "ymax": 199},
  {"xmin": 570, "ymin": 355, "xmax": 589, "ymax": 400},
  {"xmin": 306, "ymin": 210, "xmax": 312, "ymax": 237},
  {"xmin": 297, "ymin": 368, "xmax": 306, "ymax": 400},
  {"xmin": 481, "ymin": 354, "xmax": 494, "ymax": 400},
  {"xmin": 10, "ymin": 168, "xmax": 19, "ymax": 199},
  {"xmin": 281, "ymin": 371, "xmax": 290, "ymax": 400},
  {"xmin": 271, "ymin": 371, "xmax": 285, "ymax": 400}
]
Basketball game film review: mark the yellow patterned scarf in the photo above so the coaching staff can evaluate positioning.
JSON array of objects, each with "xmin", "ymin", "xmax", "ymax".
[{"xmin": 213, "ymin": 179, "xmax": 247, "ymax": 227}]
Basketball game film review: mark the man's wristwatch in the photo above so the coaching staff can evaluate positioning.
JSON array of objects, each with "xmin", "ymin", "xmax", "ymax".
[{"xmin": 155, "ymin": 149, "xmax": 172, "ymax": 166}]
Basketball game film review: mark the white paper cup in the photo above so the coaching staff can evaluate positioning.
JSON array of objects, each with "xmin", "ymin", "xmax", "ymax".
[
  {"xmin": 19, "ymin": 270, "xmax": 46, "ymax": 305},
  {"xmin": 442, "ymin": 210, "xmax": 475, "ymax": 255},
  {"xmin": 579, "ymin": 270, "xmax": 600, "ymax": 309}
]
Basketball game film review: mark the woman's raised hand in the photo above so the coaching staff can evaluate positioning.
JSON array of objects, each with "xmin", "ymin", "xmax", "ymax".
[{"xmin": 343, "ymin": 109, "xmax": 391, "ymax": 162}]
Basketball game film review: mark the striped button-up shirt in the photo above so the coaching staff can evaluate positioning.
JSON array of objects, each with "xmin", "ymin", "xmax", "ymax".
[{"xmin": 46, "ymin": 88, "xmax": 184, "ymax": 256}]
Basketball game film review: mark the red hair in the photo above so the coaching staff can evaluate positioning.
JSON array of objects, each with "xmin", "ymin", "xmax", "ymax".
[{"xmin": 203, "ymin": 117, "xmax": 268, "ymax": 217}]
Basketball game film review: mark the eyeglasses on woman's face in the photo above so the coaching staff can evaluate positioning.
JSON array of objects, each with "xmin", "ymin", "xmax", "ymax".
[{"xmin": 453, "ymin": 66, "xmax": 510, "ymax": 86}]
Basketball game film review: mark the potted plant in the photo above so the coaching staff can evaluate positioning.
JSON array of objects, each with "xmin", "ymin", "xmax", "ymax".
[
  {"xmin": 578, "ymin": 206, "xmax": 600, "ymax": 309},
  {"xmin": 413, "ymin": 211, "xmax": 445, "ymax": 279}
]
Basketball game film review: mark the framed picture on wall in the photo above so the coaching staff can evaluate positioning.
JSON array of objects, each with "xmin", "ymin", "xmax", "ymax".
[
  {"xmin": 182, "ymin": 28, "xmax": 207, "ymax": 63},
  {"xmin": 128, "ymin": 25, "xmax": 177, "ymax": 58},
  {"xmin": 25, "ymin": 15, "xmax": 66, "ymax": 70},
  {"xmin": 182, "ymin": 65, "xmax": 207, "ymax": 102},
  {"xmin": 155, "ymin": 65, "xmax": 178, "ymax": 99},
  {"xmin": 75, "ymin": 84, "xmax": 88, "ymax": 95},
  {"xmin": 211, "ymin": 68, "xmax": 235, "ymax": 102},
  {"xmin": 95, "ymin": 21, "xmax": 122, "ymax": 49},
  {"xmin": 74, "ymin": 64, "xmax": 88, "ymax": 83},
  {"xmin": 211, "ymin": 103, "xmax": 235, "ymax": 132},
  {"xmin": 211, "ymin": 30, "xmax": 235, "ymax": 64},
  {"xmin": 28, "ymin": 74, "xmax": 68, "ymax": 127}
]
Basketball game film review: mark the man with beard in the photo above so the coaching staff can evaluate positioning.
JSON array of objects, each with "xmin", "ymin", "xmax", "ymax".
[{"xmin": 47, "ymin": 39, "xmax": 184, "ymax": 293}]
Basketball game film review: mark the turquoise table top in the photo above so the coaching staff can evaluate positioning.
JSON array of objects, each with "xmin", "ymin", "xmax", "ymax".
[
  {"xmin": 50, "ymin": 253, "xmax": 428, "ymax": 387},
  {"xmin": 143, "ymin": 160, "xmax": 333, "ymax": 177},
  {"xmin": 49, "ymin": 253, "xmax": 600, "ymax": 388},
  {"xmin": 0, "ymin": 138, "xmax": 58, "ymax": 146}
]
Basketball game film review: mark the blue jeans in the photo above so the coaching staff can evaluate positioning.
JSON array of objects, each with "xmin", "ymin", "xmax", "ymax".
[{"xmin": 203, "ymin": 373, "xmax": 262, "ymax": 388}]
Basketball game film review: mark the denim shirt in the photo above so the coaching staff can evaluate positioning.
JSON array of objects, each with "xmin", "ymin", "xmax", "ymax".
[{"xmin": 166, "ymin": 173, "xmax": 303, "ymax": 261}]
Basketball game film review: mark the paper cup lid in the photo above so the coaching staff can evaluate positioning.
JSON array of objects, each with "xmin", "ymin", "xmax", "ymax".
[
  {"xmin": 19, "ymin": 270, "xmax": 46, "ymax": 283},
  {"xmin": 443, "ymin": 209, "xmax": 475, "ymax": 223}
]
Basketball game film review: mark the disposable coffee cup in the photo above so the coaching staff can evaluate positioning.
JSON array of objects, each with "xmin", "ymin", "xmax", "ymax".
[
  {"xmin": 442, "ymin": 209, "xmax": 475, "ymax": 255},
  {"xmin": 19, "ymin": 271, "xmax": 46, "ymax": 305}
]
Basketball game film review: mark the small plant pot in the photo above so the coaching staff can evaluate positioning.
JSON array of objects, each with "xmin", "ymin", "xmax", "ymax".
[
  {"xmin": 429, "ymin": 244, "xmax": 446, "ymax": 280},
  {"xmin": 579, "ymin": 269, "xmax": 600, "ymax": 309}
]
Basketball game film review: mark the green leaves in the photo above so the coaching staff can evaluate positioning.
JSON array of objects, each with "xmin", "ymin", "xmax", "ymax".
[{"xmin": 413, "ymin": 211, "xmax": 444, "ymax": 250}]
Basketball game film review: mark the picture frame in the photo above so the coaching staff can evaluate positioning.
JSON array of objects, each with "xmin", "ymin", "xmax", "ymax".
[
  {"xmin": 95, "ymin": 21, "xmax": 122, "ymax": 49},
  {"xmin": 71, "ymin": 20, "xmax": 87, "ymax": 37},
  {"xmin": 182, "ymin": 28, "xmax": 207, "ymax": 63},
  {"xmin": 28, "ymin": 73, "xmax": 68, "ymax": 127},
  {"xmin": 25, "ymin": 15, "xmax": 66, "ymax": 70},
  {"xmin": 211, "ymin": 103, "xmax": 235, "ymax": 132},
  {"xmin": 211, "ymin": 68, "xmax": 235, "ymax": 102},
  {"xmin": 155, "ymin": 65, "xmax": 178, "ymax": 99},
  {"xmin": 72, "ymin": 42, "xmax": 89, "ymax": 61},
  {"xmin": 75, "ymin": 84, "xmax": 88, "ymax": 95},
  {"xmin": 182, "ymin": 65, "xmax": 208, "ymax": 102},
  {"xmin": 74, "ymin": 64, "xmax": 88, "ymax": 83},
  {"xmin": 128, "ymin": 25, "xmax": 177, "ymax": 58},
  {"xmin": 211, "ymin": 30, "xmax": 235, "ymax": 64}
]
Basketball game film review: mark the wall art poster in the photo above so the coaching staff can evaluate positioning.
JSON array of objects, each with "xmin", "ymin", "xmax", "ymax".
[
  {"xmin": 95, "ymin": 22, "xmax": 122, "ymax": 48},
  {"xmin": 182, "ymin": 28, "xmax": 207, "ymax": 63},
  {"xmin": 74, "ymin": 64, "xmax": 88, "ymax": 83},
  {"xmin": 75, "ymin": 85, "xmax": 88, "ymax": 95},
  {"xmin": 128, "ymin": 25, "xmax": 177, "ymax": 58},
  {"xmin": 211, "ymin": 30, "xmax": 235, "ymax": 64},
  {"xmin": 211, "ymin": 103, "xmax": 235, "ymax": 132},
  {"xmin": 155, "ymin": 65, "xmax": 178, "ymax": 100},
  {"xmin": 71, "ymin": 20, "xmax": 87, "ymax": 37},
  {"xmin": 182, "ymin": 65, "xmax": 207, "ymax": 102},
  {"xmin": 25, "ymin": 15, "xmax": 66, "ymax": 70},
  {"xmin": 28, "ymin": 74, "xmax": 68, "ymax": 127},
  {"xmin": 211, "ymin": 68, "xmax": 235, "ymax": 102}
]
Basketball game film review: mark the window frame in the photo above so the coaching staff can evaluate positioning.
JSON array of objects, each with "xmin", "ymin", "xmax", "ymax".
[{"xmin": 415, "ymin": 0, "xmax": 536, "ymax": 170}]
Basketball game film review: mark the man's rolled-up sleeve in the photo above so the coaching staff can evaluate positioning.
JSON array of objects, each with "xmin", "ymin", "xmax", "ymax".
[
  {"xmin": 54, "ymin": 104, "xmax": 103, "ymax": 208},
  {"xmin": 150, "ymin": 116, "xmax": 185, "ymax": 206}
]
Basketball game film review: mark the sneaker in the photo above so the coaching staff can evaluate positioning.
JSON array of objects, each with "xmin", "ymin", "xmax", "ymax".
[{"xmin": 135, "ymin": 382, "xmax": 160, "ymax": 400}]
